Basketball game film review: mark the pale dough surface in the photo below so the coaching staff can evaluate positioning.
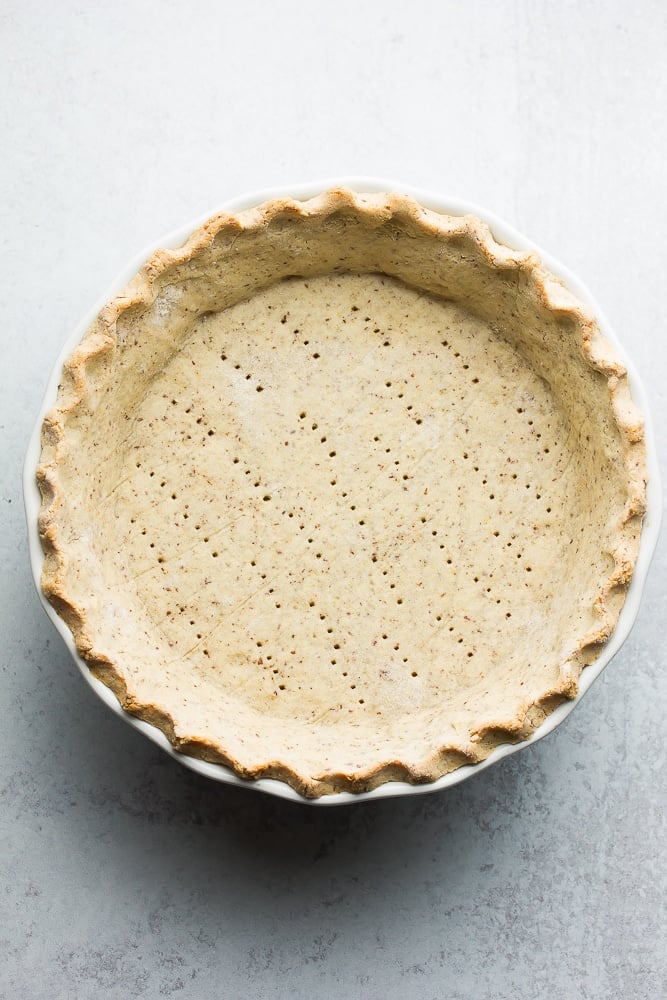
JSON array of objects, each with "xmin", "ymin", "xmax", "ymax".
[{"xmin": 38, "ymin": 191, "xmax": 646, "ymax": 796}]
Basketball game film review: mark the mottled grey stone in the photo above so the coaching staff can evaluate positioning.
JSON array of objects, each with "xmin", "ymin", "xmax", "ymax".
[{"xmin": 1, "ymin": 2, "xmax": 665, "ymax": 997}]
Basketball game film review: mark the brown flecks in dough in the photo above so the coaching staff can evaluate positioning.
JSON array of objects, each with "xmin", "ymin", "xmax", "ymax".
[{"xmin": 38, "ymin": 192, "xmax": 646, "ymax": 797}]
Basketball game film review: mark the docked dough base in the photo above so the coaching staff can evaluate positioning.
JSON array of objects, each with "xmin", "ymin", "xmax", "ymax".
[{"xmin": 118, "ymin": 274, "xmax": 578, "ymax": 715}]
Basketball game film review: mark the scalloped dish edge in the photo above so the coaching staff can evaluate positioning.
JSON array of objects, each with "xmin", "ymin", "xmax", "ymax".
[{"xmin": 35, "ymin": 187, "xmax": 649, "ymax": 798}]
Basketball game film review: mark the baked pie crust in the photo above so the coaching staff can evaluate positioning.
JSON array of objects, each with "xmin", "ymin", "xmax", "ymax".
[{"xmin": 37, "ymin": 189, "xmax": 647, "ymax": 797}]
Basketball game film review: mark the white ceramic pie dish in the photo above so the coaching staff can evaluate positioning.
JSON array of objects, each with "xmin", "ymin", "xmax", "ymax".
[{"xmin": 24, "ymin": 177, "xmax": 662, "ymax": 805}]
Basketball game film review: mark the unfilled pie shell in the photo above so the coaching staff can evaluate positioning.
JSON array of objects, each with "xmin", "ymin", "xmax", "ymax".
[{"xmin": 37, "ymin": 189, "xmax": 647, "ymax": 797}]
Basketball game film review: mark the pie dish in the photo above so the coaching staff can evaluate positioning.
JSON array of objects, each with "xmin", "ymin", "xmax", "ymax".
[{"xmin": 30, "ymin": 182, "xmax": 654, "ymax": 800}]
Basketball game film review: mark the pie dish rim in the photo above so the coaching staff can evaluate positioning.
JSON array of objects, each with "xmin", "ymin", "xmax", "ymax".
[{"xmin": 23, "ymin": 176, "xmax": 662, "ymax": 805}]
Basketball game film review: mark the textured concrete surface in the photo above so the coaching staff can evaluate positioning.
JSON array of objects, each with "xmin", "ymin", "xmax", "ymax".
[{"xmin": 2, "ymin": 2, "xmax": 666, "ymax": 997}]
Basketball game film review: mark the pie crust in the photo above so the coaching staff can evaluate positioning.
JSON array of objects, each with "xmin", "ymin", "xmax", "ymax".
[{"xmin": 37, "ymin": 189, "xmax": 647, "ymax": 797}]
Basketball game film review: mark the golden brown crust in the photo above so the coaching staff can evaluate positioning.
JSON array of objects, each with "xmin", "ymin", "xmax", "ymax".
[{"xmin": 37, "ymin": 189, "xmax": 647, "ymax": 797}]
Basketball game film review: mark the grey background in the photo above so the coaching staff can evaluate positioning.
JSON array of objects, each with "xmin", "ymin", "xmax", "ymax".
[{"xmin": 2, "ymin": 2, "xmax": 665, "ymax": 997}]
